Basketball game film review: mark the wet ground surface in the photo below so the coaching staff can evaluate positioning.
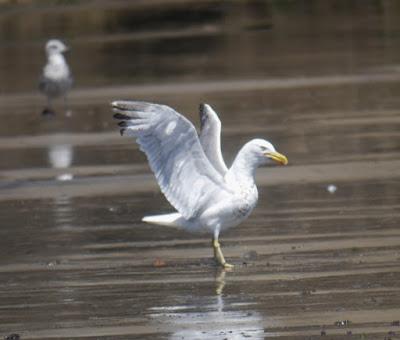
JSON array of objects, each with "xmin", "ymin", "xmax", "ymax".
[{"xmin": 1, "ymin": 1, "xmax": 400, "ymax": 339}]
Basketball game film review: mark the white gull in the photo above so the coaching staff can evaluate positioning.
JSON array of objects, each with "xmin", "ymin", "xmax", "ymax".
[
  {"xmin": 39, "ymin": 39, "xmax": 72, "ymax": 115},
  {"xmin": 112, "ymin": 101, "xmax": 288, "ymax": 268}
]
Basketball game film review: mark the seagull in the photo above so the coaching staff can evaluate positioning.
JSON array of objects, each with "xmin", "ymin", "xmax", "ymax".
[
  {"xmin": 39, "ymin": 39, "xmax": 73, "ymax": 115},
  {"xmin": 112, "ymin": 101, "xmax": 288, "ymax": 268}
]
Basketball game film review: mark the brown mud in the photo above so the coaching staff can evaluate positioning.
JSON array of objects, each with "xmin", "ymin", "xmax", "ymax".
[{"xmin": 0, "ymin": 1, "xmax": 400, "ymax": 339}]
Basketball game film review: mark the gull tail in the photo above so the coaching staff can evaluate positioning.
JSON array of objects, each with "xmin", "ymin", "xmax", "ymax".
[{"xmin": 142, "ymin": 212, "xmax": 185, "ymax": 228}]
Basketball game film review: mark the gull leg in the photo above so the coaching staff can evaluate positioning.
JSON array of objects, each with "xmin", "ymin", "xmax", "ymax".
[
  {"xmin": 212, "ymin": 229, "xmax": 234, "ymax": 269},
  {"xmin": 42, "ymin": 97, "xmax": 55, "ymax": 116}
]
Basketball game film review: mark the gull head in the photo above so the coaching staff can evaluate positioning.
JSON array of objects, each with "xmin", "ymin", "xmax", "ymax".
[
  {"xmin": 45, "ymin": 39, "xmax": 69, "ymax": 55},
  {"xmin": 246, "ymin": 139, "xmax": 288, "ymax": 166}
]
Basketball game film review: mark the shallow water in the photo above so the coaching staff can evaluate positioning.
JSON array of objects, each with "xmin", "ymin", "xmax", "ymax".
[{"xmin": 1, "ymin": 1, "xmax": 400, "ymax": 339}]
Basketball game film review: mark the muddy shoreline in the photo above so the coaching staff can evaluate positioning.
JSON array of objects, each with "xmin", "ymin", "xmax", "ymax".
[{"xmin": 1, "ymin": 1, "xmax": 400, "ymax": 339}]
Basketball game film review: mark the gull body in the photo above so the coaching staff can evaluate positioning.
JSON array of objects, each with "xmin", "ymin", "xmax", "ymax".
[
  {"xmin": 39, "ymin": 39, "xmax": 72, "ymax": 115},
  {"xmin": 112, "ymin": 101, "xmax": 288, "ymax": 268}
]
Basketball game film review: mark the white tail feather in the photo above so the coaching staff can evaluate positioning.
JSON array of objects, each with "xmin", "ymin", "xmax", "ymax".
[{"xmin": 142, "ymin": 212, "xmax": 184, "ymax": 228}]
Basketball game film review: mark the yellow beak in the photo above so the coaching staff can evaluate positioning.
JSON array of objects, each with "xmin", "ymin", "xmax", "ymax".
[{"xmin": 265, "ymin": 151, "xmax": 288, "ymax": 165}]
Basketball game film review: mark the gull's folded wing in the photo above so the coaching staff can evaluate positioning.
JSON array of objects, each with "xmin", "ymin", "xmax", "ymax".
[
  {"xmin": 199, "ymin": 104, "xmax": 229, "ymax": 176},
  {"xmin": 112, "ymin": 101, "xmax": 232, "ymax": 220}
]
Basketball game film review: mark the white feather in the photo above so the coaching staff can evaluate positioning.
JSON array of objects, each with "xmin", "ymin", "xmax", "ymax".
[
  {"xmin": 199, "ymin": 104, "xmax": 229, "ymax": 176},
  {"xmin": 142, "ymin": 213, "xmax": 184, "ymax": 227}
]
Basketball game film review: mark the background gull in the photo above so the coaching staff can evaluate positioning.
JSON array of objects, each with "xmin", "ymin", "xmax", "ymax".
[
  {"xmin": 112, "ymin": 101, "xmax": 288, "ymax": 268},
  {"xmin": 39, "ymin": 39, "xmax": 73, "ymax": 115}
]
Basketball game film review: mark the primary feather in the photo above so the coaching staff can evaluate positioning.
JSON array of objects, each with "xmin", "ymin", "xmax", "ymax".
[{"xmin": 199, "ymin": 104, "xmax": 229, "ymax": 176}]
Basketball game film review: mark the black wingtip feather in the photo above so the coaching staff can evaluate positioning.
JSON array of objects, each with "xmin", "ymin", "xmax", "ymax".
[
  {"xmin": 113, "ymin": 113, "xmax": 130, "ymax": 120},
  {"xmin": 118, "ymin": 121, "xmax": 128, "ymax": 127},
  {"xmin": 120, "ymin": 128, "xmax": 126, "ymax": 136},
  {"xmin": 199, "ymin": 104, "xmax": 208, "ymax": 130}
]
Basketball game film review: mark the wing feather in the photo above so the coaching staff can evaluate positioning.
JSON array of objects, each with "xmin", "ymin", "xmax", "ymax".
[
  {"xmin": 199, "ymin": 104, "xmax": 229, "ymax": 176},
  {"xmin": 112, "ymin": 101, "xmax": 231, "ymax": 219}
]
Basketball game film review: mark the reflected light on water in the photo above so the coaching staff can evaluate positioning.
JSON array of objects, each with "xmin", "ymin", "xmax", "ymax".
[
  {"xmin": 48, "ymin": 144, "xmax": 74, "ymax": 181},
  {"xmin": 48, "ymin": 144, "xmax": 75, "ymax": 228},
  {"xmin": 149, "ymin": 270, "xmax": 264, "ymax": 339},
  {"xmin": 53, "ymin": 195, "xmax": 73, "ymax": 229}
]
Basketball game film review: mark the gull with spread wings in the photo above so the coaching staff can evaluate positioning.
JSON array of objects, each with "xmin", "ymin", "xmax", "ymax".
[{"xmin": 112, "ymin": 101, "xmax": 288, "ymax": 268}]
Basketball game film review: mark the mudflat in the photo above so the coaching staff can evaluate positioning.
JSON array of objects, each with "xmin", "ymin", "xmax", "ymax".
[{"xmin": 0, "ymin": 1, "xmax": 399, "ymax": 339}]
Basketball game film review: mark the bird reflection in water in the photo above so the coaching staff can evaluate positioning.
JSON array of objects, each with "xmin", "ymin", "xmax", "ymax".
[
  {"xmin": 149, "ymin": 269, "xmax": 264, "ymax": 339},
  {"xmin": 48, "ymin": 144, "xmax": 74, "ymax": 181},
  {"xmin": 215, "ymin": 268, "xmax": 227, "ymax": 295},
  {"xmin": 48, "ymin": 144, "xmax": 74, "ymax": 229}
]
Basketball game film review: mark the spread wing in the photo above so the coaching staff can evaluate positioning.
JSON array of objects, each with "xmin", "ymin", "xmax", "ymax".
[
  {"xmin": 112, "ymin": 101, "xmax": 232, "ymax": 220},
  {"xmin": 199, "ymin": 104, "xmax": 229, "ymax": 176}
]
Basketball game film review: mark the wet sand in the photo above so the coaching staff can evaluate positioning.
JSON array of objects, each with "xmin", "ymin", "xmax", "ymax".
[{"xmin": 1, "ymin": 1, "xmax": 400, "ymax": 339}]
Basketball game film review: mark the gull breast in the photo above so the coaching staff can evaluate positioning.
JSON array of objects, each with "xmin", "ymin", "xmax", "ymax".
[{"xmin": 233, "ymin": 185, "xmax": 258, "ymax": 219}]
